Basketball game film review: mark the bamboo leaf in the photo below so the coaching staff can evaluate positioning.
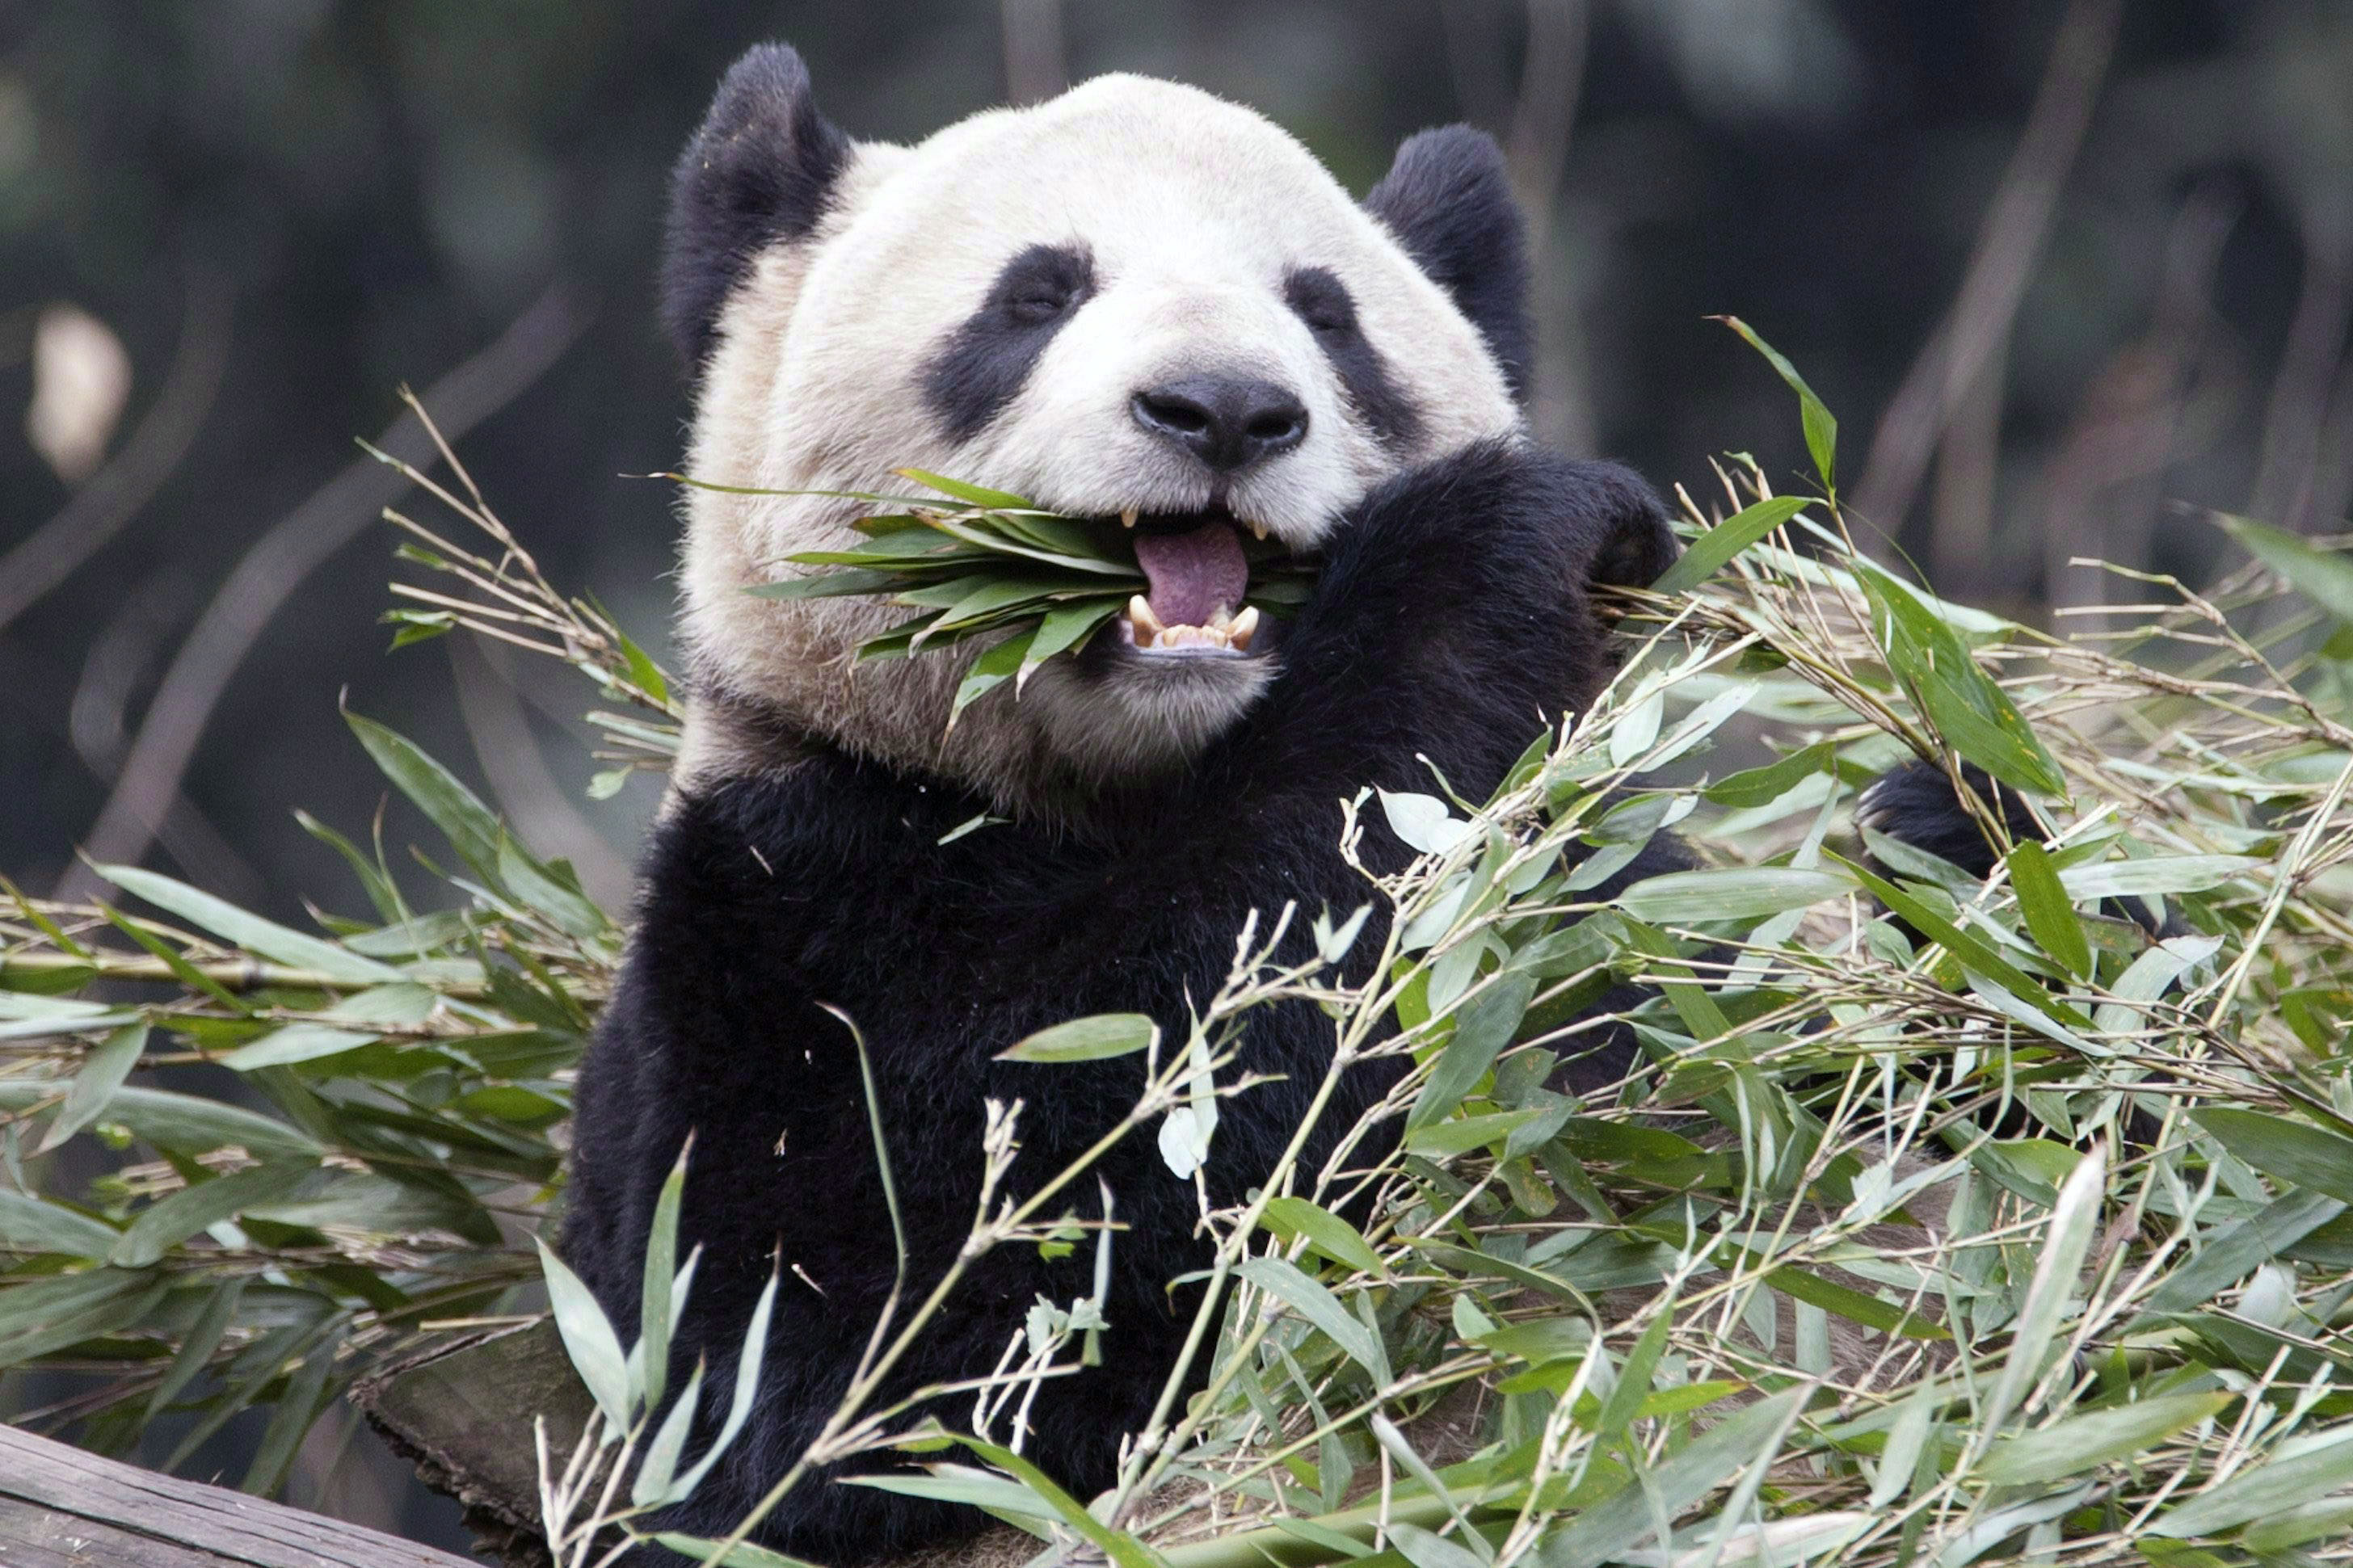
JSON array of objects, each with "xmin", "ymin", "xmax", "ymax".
[
  {"xmin": 537, "ymin": 1238, "xmax": 633, "ymax": 1432},
  {"xmin": 1618, "ymin": 866, "xmax": 1854, "ymax": 925},
  {"xmin": 93, "ymin": 864, "xmax": 402, "ymax": 986},
  {"xmin": 0, "ymin": 1189, "xmax": 120, "ymax": 1257},
  {"xmin": 1718, "ymin": 317, "xmax": 1837, "ymax": 492},
  {"xmin": 999, "ymin": 1013, "xmax": 1159, "ymax": 1063},
  {"xmin": 37, "ymin": 1022, "xmax": 148, "ymax": 1153},
  {"xmin": 112, "ymin": 1160, "xmax": 318, "ymax": 1268},
  {"xmin": 2152, "ymin": 1429, "xmax": 2353, "ymax": 1538},
  {"xmin": 2191, "ymin": 1108, "xmax": 2353, "ymax": 1204},
  {"xmin": 1975, "ymin": 1141, "xmax": 2107, "ymax": 1445},
  {"xmin": 1653, "ymin": 495, "xmax": 1811, "ymax": 595},
  {"xmin": 2215, "ymin": 512, "xmax": 2353, "ymax": 624},
  {"xmin": 1541, "ymin": 1385, "xmax": 1811, "ymax": 1568},
  {"xmin": 1239, "ymin": 1255, "xmax": 1394, "ymax": 1388},
  {"xmin": 0, "ymin": 1081, "xmax": 325, "ymax": 1156},
  {"xmin": 1261, "ymin": 1196, "xmax": 1387, "ymax": 1277},
  {"xmin": 1977, "ymin": 1389, "xmax": 2232, "ymax": 1483},
  {"xmin": 2006, "ymin": 841, "xmax": 2091, "ymax": 981}
]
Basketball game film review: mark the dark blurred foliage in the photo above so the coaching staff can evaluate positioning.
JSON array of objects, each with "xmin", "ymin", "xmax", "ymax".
[{"xmin": 2, "ymin": 0, "xmax": 2350, "ymax": 1545}]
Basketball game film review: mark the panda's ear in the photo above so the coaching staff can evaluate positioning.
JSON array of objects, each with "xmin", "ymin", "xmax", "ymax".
[
  {"xmin": 1364, "ymin": 127, "xmax": 1533, "ymax": 401},
  {"xmin": 663, "ymin": 43, "xmax": 853, "ymax": 374}
]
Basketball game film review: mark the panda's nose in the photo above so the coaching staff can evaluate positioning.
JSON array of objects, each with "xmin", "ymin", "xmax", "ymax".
[{"xmin": 1130, "ymin": 376, "xmax": 1308, "ymax": 473}]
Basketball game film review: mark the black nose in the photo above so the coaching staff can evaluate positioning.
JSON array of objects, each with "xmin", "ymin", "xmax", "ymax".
[{"xmin": 1130, "ymin": 376, "xmax": 1308, "ymax": 473}]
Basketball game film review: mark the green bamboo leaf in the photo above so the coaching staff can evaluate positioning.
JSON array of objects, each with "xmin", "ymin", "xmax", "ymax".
[
  {"xmin": 998, "ymin": 1013, "xmax": 1159, "ymax": 1063},
  {"xmin": 2215, "ymin": 512, "xmax": 2353, "ymax": 624},
  {"xmin": 892, "ymin": 469, "xmax": 1037, "ymax": 511},
  {"xmin": 2136, "ymin": 1190, "xmax": 2344, "ymax": 1322},
  {"xmin": 343, "ymin": 709, "xmax": 504, "ymax": 879},
  {"xmin": 1261, "ymin": 1196, "xmax": 1387, "ymax": 1277},
  {"xmin": 2006, "ymin": 841, "xmax": 2091, "ymax": 981},
  {"xmin": 112, "ymin": 1160, "xmax": 318, "ymax": 1268},
  {"xmin": 1835, "ymin": 854, "xmax": 2091, "ymax": 1029},
  {"xmin": 632, "ymin": 1357, "xmax": 706, "ymax": 1507},
  {"xmin": 669, "ymin": 1260, "xmax": 781, "ymax": 1498},
  {"xmin": 0, "ymin": 1270, "xmax": 170, "ymax": 1368},
  {"xmin": 217, "ymin": 1024, "xmax": 379, "ymax": 1072},
  {"xmin": 537, "ymin": 1238, "xmax": 633, "ymax": 1432},
  {"xmin": 2191, "ymin": 1108, "xmax": 2353, "ymax": 1204},
  {"xmin": 1718, "ymin": 317, "xmax": 1837, "ymax": 492},
  {"xmin": 37, "ymin": 1023, "xmax": 148, "ymax": 1153},
  {"xmin": 0, "ymin": 1081, "xmax": 323, "ymax": 1156},
  {"xmin": 1239, "ymin": 1255, "xmax": 1394, "ymax": 1387},
  {"xmin": 1855, "ymin": 562, "xmax": 2066, "ymax": 797},
  {"xmin": 1017, "ymin": 599, "xmax": 1122, "ymax": 690},
  {"xmin": 92, "ymin": 864, "xmax": 402, "ymax": 986},
  {"xmin": 946, "ymin": 628, "xmax": 1035, "ymax": 725},
  {"xmin": 840, "ymin": 1464, "xmax": 1059, "ymax": 1519},
  {"xmin": 951, "ymin": 1436, "xmax": 1162, "ymax": 1568},
  {"xmin": 146, "ymin": 1276, "xmax": 246, "ymax": 1418},
  {"xmin": 1703, "ymin": 741, "xmax": 1836, "ymax": 808},
  {"xmin": 0, "ymin": 1189, "xmax": 121, "ymax": 1257},
  {"xmin": 1618, "ymin": 866, "xmax": 1854, "ymax": 925},
  {"xmin": 1408, "ymin": 973, "xmax": 1535, "ymax": 1129},
  {"xmin": 2056, "ymin": 855, "xmax": 2260, "ymax": 900},
  {"xmin": 2152, "ymin": 1428, "xmax": 2353, "ymax": 1538},
  {"xmin": 1652, "ymin": 495, "xmax": 1810, "ymax": 595},
  {"xmin": 641, "ymin": 1137, "xmax": 692, "ymax": 1410},
  {"xmin": 1975, "ymin": 1141, "xmax": 2107, "ymax": 1446},
  {"xmin": 651, "ymin": 1533, "xmax": 824, "ymax": 1568},
  {"xmin": 242, "ymin": 1334, "xmax": 338, "ymax": 1494},
  {"xmin": 1595, "ymin": 1309, "xmax": 1673, "ymax": 1440},
  {"xmin": 1541, "ymin": 1385, "xmax": 1810, "ymax": 1568},
  {"xmin": 1978, "ymin": 1389, "xmax": 2232, "ymax": 1483}
]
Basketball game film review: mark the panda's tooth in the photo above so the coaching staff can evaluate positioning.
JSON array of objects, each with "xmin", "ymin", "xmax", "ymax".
[
  {"xmin": 1120, "ymin": 506, "xmax": 1139, "ymax": 528},
  {"xmin": 1127, "ymin": 595, "xmax": 1164, "ymax": 637},
  {"xmin": 1230, "ymin": 606, "xmax": 1261, "ymax": 650},
  {"xmin": 1248, "ymin": 519, "xmax": 1269, "ymax": 540}
]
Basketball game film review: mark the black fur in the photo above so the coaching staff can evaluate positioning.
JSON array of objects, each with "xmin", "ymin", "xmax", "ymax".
[
  {"xmin": 1858, "ymin": 760, "xmax": 2040, "ymax": 882},
  {"xmin": 1364, "ymin": 127, "xmax": 1534, "ymax": 402},
  {"xmin": 922, "ymin": 242, "xmax": 1100, "ymax": 443},
  {"xmin": 565, "ymin": 443, "xmax": 1684, "ymax": 1562},
  {"xmin": 1284, "ymin": 266, "xmax": 1424, "ymax": 450},
  {"xmin": 662, "ymin": 44, "xmax": 852, "ymax": 372}
]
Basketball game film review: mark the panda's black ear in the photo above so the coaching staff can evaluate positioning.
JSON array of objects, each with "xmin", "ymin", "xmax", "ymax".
[
  {"xmin": 1365, "ymin": 127, "xmax": 1533, "ymax": 401},
  {"xmin": 663, "ymin": 43, "xmax": 852, "ymax": 374}
]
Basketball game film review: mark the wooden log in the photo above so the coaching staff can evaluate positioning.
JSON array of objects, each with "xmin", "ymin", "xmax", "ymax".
[
  {"xmin": 349, "ymin": 1319, "xmax": 593, "ymax": 1568},
  {"xmin": 0, "ymin": 1421, "xmax": 478, "ymax": 1568}
]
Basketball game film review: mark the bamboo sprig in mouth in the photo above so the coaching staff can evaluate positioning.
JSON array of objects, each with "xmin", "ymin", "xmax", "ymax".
[{"xmin": 665, "ymin": 467, "xmax": 1313, "ymax": 723}]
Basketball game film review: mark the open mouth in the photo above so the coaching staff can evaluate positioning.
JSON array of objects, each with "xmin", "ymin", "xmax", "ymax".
[{"xmin": 1110, "ymin": 507, "xmax": 1267, "ymax": 658}]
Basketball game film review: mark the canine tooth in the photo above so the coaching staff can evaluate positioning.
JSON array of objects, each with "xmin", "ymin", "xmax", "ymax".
[
  {"xmin": 1120, "ymin": 506, "xmax": 1139, "ymax": 528},
  {"xmin": 1230, "ymin": 606, "xmax": 1261, "ymax": 650},
  {"xmin": 1248, "ymin": 519, "xmax": 1269, "ymax": 540},
  {"xmin": 1127, "ymin": 595, "xmax": 1164, "ymax": 636}
]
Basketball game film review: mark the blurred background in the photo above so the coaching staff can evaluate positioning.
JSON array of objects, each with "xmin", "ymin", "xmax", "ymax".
[{"xmin": 2, "ymin": 0, "xmax": 2350, "ymax": 1541}]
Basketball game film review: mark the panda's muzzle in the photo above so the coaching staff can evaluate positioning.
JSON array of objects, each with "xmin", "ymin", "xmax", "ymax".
[{"xmin": 1114, "ymin": 511, "xmax": 1263, "ymax": 658}]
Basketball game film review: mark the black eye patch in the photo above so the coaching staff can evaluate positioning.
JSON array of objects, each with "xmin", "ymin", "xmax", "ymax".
[
  {"xmin": 923, "ymin": 242, "xmax": 1098, "ymax": 443},
  {"xmin": 1283, "ymin": 266, "xmax": 1423, "ymax": 451}
]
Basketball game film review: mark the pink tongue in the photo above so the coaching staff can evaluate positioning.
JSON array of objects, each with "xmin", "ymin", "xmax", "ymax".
[{"xmin": 1132, "ymin": 522, "xmax": 1248, "ymax": 628}]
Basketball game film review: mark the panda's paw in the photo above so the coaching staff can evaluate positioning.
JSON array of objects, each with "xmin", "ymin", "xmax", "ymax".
[{"xmin": 1285, "ymin": 440, "xmax": 1674, "ymax": 683}]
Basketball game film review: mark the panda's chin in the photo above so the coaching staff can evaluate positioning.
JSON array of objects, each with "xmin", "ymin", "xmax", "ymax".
[{"xmin": 1022, "ymin": 621, "xmax": 1277, "ymax": 780}]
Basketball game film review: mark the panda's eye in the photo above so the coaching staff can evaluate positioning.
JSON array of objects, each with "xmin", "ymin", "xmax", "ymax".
[
  {"xmin": 1282, "ymin": 267, "xmax": 1359, "ymax": 338},
  {"xmin": 1007, "ymin": 290, "xmax": 1074, "ymax": 325},
  {"xmin": 988, "ymin": 243, "xmax": 1097, "ymax": 329}
]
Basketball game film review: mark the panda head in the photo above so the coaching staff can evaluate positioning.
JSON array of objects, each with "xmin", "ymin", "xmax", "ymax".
[{"xmin": 666, "ymin": 44, "xmax": 1534, "ymax": 809}]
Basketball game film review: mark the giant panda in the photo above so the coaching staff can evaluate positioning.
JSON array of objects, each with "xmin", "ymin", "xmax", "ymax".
[{"xmin": 565, "ymin": 43, "xmax": 1830, "ymax": 1562}]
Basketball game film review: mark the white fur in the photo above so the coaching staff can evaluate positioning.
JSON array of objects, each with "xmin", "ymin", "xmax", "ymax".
[{"xmin": 674, "ymin": 74, "xmax": 1521, "ymax": 812}]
